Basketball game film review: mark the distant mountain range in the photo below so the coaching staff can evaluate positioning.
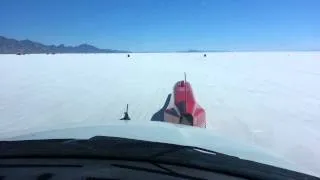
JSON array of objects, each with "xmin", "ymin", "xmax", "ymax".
[{"xmin": 0, "ymin": 36, "xmax": 130, "ymax": 54}]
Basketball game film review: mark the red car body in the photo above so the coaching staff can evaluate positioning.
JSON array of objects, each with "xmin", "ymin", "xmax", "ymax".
[{"xmin": 164, "ymin": 80, "xmax": 206, "ymax": 128}]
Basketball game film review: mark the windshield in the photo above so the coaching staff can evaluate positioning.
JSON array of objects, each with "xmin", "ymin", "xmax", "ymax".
[{"xmin": 0, "ymin": 0, "xmax": 319, "ymax": 178}]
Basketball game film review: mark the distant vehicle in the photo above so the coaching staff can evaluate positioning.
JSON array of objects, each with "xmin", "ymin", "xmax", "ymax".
[{"xmin": 204, "ymin": 53, "xmax": 207, "ymax": 57}]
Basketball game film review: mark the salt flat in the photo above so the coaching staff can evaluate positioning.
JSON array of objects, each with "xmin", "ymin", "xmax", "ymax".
[{"xmin": 0, "ymin": 52, "xmax": 320, "ymax": 176}]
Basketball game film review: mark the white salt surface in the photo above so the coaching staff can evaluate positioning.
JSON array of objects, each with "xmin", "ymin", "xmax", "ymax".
[{"xmin": 0, "ymin": 52, "xmax": 319, "ymax": 176}]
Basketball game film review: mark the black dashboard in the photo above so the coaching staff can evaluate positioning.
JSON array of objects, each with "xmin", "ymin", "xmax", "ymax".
[{"xmin": 0, "ymin": 158, "xmax": 246, "ymax": 180}]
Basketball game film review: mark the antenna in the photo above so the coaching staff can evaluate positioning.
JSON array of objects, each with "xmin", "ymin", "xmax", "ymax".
[{"xmin": 120, "ymin": 104, "xmax": 131, "ymax": 120}]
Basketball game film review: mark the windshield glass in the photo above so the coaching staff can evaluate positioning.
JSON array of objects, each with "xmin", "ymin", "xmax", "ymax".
[{"xmin": 0, "ymin": 0, "xmax": 319, "ymax": 177}]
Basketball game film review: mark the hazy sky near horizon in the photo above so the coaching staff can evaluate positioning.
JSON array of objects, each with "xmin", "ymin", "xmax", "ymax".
[{"xmin": 0, "ymin": 0, "xmax": 319, "ymax": 52}]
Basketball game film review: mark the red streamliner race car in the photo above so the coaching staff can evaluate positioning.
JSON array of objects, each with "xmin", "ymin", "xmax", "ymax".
[{"xmin": 164, "ymin": 75, "xmax": 206, "ymax": 128}]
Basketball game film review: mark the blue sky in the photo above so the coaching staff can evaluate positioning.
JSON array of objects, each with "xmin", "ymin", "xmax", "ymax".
[{"xmin": 0, "ymin": 0, "xmax": 319, "ymax": 52}]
